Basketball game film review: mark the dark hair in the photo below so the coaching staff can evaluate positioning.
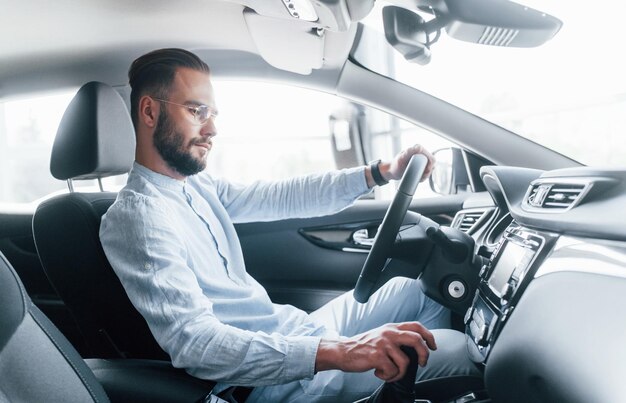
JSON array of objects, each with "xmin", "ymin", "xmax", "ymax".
[{"xmin": 128, "ymin": 48, "xmax": 210, "ymax": 129}]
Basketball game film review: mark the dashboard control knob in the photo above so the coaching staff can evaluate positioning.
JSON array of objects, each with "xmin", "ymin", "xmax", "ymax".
[{"xmin": 448, "ymin": 280, "xmax": 466, "ymax": 299}]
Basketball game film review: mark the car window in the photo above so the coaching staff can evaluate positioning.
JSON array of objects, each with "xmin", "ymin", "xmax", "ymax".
[
  {"xmin": 0, "ymin": 91, "xmax": 72, "ymax": 208},
  {"xmin": 211, "ymin": 81, "xmax": 453, "ymax": 199},
  {"xmin": 0, "ymin": 90, "xmax": 127, "ymax": 211},
  {"xmin": 0, "ymin": 82, "xmax": 454, "ymax": 211},
  {"xmin": 357, "ymin": 107, "xmax": 454, "ymax": 199},
  {"xmin": 207, "ymin": 81, "xmax": 339, "ymax": 183}
]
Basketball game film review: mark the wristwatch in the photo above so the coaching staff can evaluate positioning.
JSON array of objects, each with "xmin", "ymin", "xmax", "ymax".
[{"xmin": 369, "ymin": 159, "xmax": 389, "ymax": 186}]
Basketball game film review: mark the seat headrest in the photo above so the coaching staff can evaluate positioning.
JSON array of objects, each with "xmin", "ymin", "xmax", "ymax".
[
  {"xmin": 50, "ymin": 81, "xmax": 136, "ymax": 180},
  {"xmin": 0, "ymin": 253, "xmax": 27, "ymax": 352}
]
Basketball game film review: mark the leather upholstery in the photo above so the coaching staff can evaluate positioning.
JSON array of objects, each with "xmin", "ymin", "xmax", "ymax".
[
  {"xmin": 0, "ymin": 252, "xmax": 110, "ymax": 402},
  {"xmin": 86, "ymin": 359, "xmax": 216, "ymax": 403},
  {"xmin": 34, "ymin": 192, "xmax": 168, "ymax": 359},
  {"xmin": 0, "ymin": 252, "xmax": 216, "ymax": 402},
  {"xmin": 0, "ymin": 249, "xmax": 26, "ymax": 352},
  {"xmin": 50, "ymin": 81, "xmax": 135, "ymax": 180}
]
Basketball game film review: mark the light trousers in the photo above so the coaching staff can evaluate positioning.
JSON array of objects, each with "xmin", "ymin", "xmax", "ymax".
[{"xmin": 247, "ymin": 277, "xmax": 481, "ymax": 403}]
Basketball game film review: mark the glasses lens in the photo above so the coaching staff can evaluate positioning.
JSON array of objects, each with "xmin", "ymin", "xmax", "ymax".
[{"xmin": 194, "ymin": 106, "xmax": 211, "ymax": 124}]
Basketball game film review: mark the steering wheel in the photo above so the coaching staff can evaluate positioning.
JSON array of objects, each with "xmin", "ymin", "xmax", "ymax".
[{"xmin": 354, "ymin": 154, "xmax": 428, "ymax": 303}]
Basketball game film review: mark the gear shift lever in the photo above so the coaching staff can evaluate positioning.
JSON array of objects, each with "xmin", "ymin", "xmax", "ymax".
[
  {"xmin": 363, "ymin": 346, "xmax": 419, "ymax": 403},
  {"xmin": 390, "ymin": 346, "xmax": 419, "ymax": 397}
]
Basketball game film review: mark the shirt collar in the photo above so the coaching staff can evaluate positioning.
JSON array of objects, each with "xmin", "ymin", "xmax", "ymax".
[{"xmin": 131, "ymin": 162, "xmax": 186, "ymax": 191}]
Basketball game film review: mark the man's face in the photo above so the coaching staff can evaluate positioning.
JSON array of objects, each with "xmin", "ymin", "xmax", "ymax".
[
  {"xmin": 152, "ymin": 68, "xmax": 217, "ymax": 177},
  {"xmin": 153, "ymin": 107, "xmax": 206, "ymax": 176}
]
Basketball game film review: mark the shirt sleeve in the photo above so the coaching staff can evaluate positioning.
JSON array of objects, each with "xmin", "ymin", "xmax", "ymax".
[
  {"xmin": 99, "ymin": 194, "xmax": 320, "ymax": 386},
  {"xmin": 210, "ymin": 166, "xmax": 371, "ymax": 223}
]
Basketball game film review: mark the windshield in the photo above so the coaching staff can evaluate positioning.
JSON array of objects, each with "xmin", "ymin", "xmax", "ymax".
[{"xmin": 363, "ymin": 1, "xmax": 626, "ymax": 167}]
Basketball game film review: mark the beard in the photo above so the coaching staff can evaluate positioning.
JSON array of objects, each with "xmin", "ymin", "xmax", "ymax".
[{"xmin": 153, "ymin": 107, "xmax": 207, "ymax": 177}]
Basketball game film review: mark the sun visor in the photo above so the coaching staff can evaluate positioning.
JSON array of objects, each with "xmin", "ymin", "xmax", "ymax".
[
  {"xmin": 227, "ymin": 0, "xmax": 374, "ymax": 32},
  {"xmin": 244, "ymin": 8, "xmax": 324, "ymax": 75}
]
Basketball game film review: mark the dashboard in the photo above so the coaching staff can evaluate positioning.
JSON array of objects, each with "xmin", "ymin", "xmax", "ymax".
[{"xmin": 453, "ymin": 166, "xmax": 626, "ymax": 402}]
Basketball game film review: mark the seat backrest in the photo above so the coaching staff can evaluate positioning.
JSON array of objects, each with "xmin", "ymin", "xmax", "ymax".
[
  {"xmin": 0, "ymin": 251, "xmax": 110, "ymax": 402},
  {"xmin": 33, "ymin": 81, "xmax": 168, "ymax": 360}
]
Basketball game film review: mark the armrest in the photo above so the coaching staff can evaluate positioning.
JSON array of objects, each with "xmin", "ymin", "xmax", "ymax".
[
  {"xmin": 413, "ymin": 375, "xmax": 485, "ymax": 401},
  {"xmin": 85, "ymin": 358, "xmax": 216, "ymax": 403}
]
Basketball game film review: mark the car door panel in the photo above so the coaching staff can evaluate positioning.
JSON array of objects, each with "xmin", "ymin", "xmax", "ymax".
[{"xmin": 236, "ymin": 195, "xmax": 467, "ymax": 312}]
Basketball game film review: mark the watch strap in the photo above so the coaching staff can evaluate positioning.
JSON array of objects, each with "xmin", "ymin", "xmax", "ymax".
[{"xmin": 369, "ymin": 160, "xmax": 389, "ymax": 186}]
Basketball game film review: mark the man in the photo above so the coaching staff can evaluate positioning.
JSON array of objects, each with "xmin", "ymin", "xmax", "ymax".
[{"xmin": 100, "ymin": 48, "xmax": 479, "ymax": 402}]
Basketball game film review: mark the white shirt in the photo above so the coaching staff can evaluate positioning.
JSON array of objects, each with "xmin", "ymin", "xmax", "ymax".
[{"xmin": 100, "ymin": 162, "xmax": 370, "ymax": 386}]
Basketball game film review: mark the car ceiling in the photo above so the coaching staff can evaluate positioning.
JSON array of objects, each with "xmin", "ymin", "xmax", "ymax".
[
  {"xmin": 2, "ymin": 0, "xmax": 581, "ymax": 170},
  {"xmin": 1, "ymin": 0, "xmax": 363, "ymax": 98}
]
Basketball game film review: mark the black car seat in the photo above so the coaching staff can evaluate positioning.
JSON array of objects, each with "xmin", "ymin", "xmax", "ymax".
[
  {"xmin": 0, "ymin": 250, "xmax": 109, "ymax": 402},
  {"xmin": 32, "ymin": 81, "xmax": 168, "ymax": 360},
  {"xmin": 0, "ymin": 251, "xmax": 215, "ymax": 402}
]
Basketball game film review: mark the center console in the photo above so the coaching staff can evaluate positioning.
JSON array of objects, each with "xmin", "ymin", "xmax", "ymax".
[{"xmin": 464, "ymin": 223, "xmax": 558, "ymax": 363}]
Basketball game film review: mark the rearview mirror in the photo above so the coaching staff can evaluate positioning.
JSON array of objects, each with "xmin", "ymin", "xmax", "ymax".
[
  {"xmin": 442, "ymin": 0, "xmax": 562, "ymax": 47},
  {"xmin": 383, "ymin": 0, "xmax": 562, "ymax": 65},
  {"xmin": 382, "ymin": 6, "xmax": 432, "ymax": 65}
]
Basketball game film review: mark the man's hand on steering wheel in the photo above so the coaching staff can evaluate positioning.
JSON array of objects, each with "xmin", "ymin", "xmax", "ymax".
[{"xmin": 366, "ymin": 144, "xmax": 436, "ymax": 188}]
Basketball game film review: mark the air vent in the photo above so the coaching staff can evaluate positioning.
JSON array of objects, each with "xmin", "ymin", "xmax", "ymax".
[
  {"xmin": 526, "ymin": 183, "xmax": 586, "ymax": 210},
  {"xmin": 456, "ymin": 211, "xmax": 486, "ymax": 233},
  {"xmin": 478, "ymin": 27, "xmax": 519, "ymax": 46}
]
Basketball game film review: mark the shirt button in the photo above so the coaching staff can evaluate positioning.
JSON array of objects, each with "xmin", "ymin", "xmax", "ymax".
[{"xmin": 144, "ymin": 262, "xmax": 152, "ymax": 270}]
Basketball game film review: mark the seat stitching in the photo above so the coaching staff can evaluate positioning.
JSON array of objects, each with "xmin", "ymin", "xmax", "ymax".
[{"xmin": 30, "ymin": 307, "xmax": 102, "ymax": 403}]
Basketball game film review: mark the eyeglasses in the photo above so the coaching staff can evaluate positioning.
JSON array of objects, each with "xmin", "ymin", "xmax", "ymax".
[{"xmin": 153, "ymin": 98, "xmax": 218, "ymax": 125}]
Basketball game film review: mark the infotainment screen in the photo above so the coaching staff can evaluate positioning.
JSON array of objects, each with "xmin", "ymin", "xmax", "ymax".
[{"xmin": 488, "ymin": 241, "xmax": 527, "ymax": 297}]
